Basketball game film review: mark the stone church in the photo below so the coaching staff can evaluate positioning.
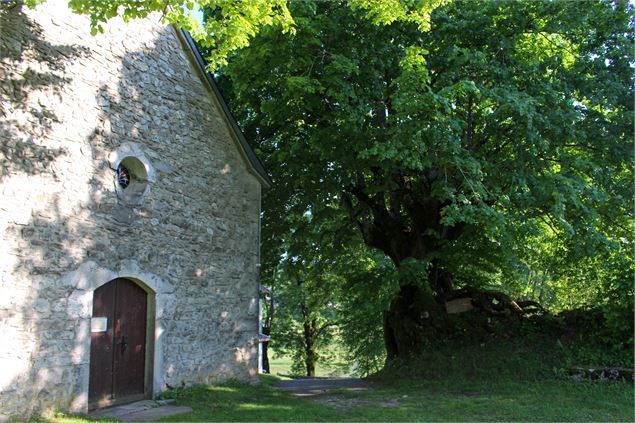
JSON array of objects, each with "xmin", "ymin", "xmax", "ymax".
[{"xmin": 0, "ymin": 1, "xmax": 270, "ymax": 419}]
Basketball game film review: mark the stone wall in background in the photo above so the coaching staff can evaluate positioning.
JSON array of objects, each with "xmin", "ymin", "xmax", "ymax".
[{"xmin": 0, "ymin": 1, "xmax": 262, "ymax": 419}]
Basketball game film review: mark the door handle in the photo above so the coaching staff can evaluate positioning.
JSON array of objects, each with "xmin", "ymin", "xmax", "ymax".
[{"xmin": 120, "ymin": 336, "xmax": 128, "ymax": 354}]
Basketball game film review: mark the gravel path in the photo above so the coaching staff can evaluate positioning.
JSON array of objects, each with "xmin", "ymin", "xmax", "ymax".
[{"xmin": 272, "ymin": 377, "xmax": 371, "ymax": 397}]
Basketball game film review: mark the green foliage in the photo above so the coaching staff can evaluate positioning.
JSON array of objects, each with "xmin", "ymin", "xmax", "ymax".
[
  {"xmin": 560, "ymin": 341, "xmax": 633, "ymax": 371},
  {"xmin": 66, "ymin": 0, "xmax": 173, "ymax": 35},
  {"xmin": 348, "ymin": 0, "xmax": 448, "ymax": 31},
  {"xmin": 23, "ymin": 0, "xmax": 45, "ymax": 7},
  {"xmin": 191, "ymin": 0, "xmax": 295, "ymax": 68},
  {"xmin": 217, "ymin": 0, "xmax": 634, "ymax": 355},
  {"xmin": 337, "ymin": 250, "xmax": 398, "ymax": 376},
  {"xmin": 262, "ymin": 206, "xmax": 351, "ymax": 375}
]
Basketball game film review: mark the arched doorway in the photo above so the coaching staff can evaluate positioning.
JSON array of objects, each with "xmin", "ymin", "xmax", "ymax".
[{"xmin": 88, "ymin": 278, "xmax": 149, "ymax": 409}]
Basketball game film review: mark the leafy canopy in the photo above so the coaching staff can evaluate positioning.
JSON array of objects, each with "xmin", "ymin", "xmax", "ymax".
[{"xmin": 218, "ymin": 0, "xmax": 633, "ymax": 314}]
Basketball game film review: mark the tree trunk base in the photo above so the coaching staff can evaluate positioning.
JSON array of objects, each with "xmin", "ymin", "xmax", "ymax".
[
  {"xmin": 384, "ymin": 285, "xmax": 549, "ymax": 361},
  {"xmin": 384, "ymin": 284, "xmax": 449, "ymax": 359}
]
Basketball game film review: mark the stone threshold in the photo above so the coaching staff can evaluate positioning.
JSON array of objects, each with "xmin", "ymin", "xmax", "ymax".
[{"xmin": 88, "ymin": 399, "xmax": 192, "ymax": 421}]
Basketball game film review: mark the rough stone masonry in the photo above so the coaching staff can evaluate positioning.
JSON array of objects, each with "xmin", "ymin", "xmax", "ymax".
[{"xmin": 0, "ymin": 1, "xmax": 266, "ymax": 419}]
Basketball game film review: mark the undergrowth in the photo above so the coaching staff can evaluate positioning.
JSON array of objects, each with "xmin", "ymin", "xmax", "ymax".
[{"xmin": 375, "ymin": 313, "xmax": 633, "ymax": 384}]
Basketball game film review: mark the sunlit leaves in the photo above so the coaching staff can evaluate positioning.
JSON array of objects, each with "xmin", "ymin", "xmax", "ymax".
[
  {"xmin": 67, "ymin": 0, "xmax": 169, "ymax": 35},
  {"xmin": 349, "ymin": 0, "xmax": 449, "ymax": 31},
  {"xmin": 191, "ymin": 0, "xmax": 295, "ymax": 69},
  {"xmin": 23, "ymin": 0, "xmax": 45, "ymax": 8},
  {"xmin": 515, "ymin": 32, "xmax": 578, "ymax": 71}
]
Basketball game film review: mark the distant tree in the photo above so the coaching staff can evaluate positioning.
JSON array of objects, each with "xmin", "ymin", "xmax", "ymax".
[
  {"xmin": 266, "ymin": 214, "xmax": 346, "ymax": 377},
  {"xmin": 270, "ymin": 261, "xmax": 339, "ymax": 377}
]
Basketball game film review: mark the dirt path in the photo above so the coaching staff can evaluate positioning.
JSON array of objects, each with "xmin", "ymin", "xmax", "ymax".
[
  {"xmin": 272, "ymin": 377, "xmax": 371, "ymax": 397},
  {"xmin": 272, "ymin": 378, "xmax": 403, "ymax": 410}
]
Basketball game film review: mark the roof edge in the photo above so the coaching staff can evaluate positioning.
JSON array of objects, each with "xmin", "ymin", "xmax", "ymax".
[{"xmin": 174, "ymin": 28, "xmax": 273, "ymax": 188}]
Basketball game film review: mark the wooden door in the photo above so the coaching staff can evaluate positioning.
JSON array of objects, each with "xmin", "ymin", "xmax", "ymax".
[{"xmin": 89, "ymin": 278, "xmax": 147, "ymax": 407}]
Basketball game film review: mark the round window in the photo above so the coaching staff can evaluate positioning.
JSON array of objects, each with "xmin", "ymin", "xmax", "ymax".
[{"xmin": 115, "ymin": 156, "xmax": 148, "ymax": 204}]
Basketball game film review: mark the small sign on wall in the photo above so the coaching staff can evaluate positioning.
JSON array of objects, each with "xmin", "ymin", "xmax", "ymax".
[{"xmin": 91, "ymin": 317, "xmax": 108, "ymax": 333}]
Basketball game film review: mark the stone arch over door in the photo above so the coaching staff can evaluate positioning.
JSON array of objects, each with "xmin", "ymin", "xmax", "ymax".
[
  {"xmin": 62, "ymin": 261, "xmax": 173, "ymax": 414},
  {"xmin": 88, "ymin": 277, "xmax": 154, "ymax": 409}
]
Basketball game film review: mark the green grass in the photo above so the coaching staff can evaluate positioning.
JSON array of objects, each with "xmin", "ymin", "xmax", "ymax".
[
  {"xmin": 40, "ymin": 338, "xmax": 634, "ymax": 422},
  {"xmin": 268, "ymin": 349, "xmax": 352, "ymax": 378},
  {"xmin": 360, "ymin": 377, "xmax": 633, "ymax": 422},
  {"xmin": 129, "ymin": 375, "xmax": 633, "ymax": 422},
  {"xmin": 42, "ymin": 374, "xmax": 634, "ymax": 422}
]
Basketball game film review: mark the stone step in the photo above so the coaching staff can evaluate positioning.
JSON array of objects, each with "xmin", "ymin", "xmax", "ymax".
[{"xmin": 88, "ymin": 399, "xmax": 192, "ymax": 421}]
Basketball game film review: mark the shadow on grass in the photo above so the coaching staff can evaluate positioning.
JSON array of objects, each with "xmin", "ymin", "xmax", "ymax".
[
  {"xmin": 156, "ymin": 381, "xmax": 349, "ymax": 422},
  {"xmin": 35, "ymin": 343, "xmax": 635, "ymax": 423},
  {"xmin": 154, "ymin": 373, "xmax": 633, "ymax": 422}
]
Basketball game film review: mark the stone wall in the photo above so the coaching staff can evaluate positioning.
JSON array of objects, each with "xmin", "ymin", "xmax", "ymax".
[{"xmin": 0, "ymin": 1, "xmax": 262, "ymax": 419}]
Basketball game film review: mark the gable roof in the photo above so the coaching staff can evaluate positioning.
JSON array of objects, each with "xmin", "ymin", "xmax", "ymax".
[{"xmin": 174, "ymin": 28, "xmax": 273, "ymax": 188}]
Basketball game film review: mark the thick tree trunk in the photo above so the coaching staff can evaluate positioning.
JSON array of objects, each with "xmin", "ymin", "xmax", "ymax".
[
  {"xmin": 384, "ymin": 262, "xmax": 451, "ymax": 360},
  {"xmin": 384, "ymin": 284, "xmax": 435, "ymax": 359},
  {"xmin": 343, "ymin": 178, "xmax": 461, "ymax": 359},
  {"xmin": 429, "ymin": 258, "xmax": 454, "ymax": 302}
]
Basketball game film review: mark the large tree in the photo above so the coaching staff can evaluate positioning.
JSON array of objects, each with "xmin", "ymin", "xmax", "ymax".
[{"xmin": 217, "ymin": 0, "xmax": 634, "ymax": 359}]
